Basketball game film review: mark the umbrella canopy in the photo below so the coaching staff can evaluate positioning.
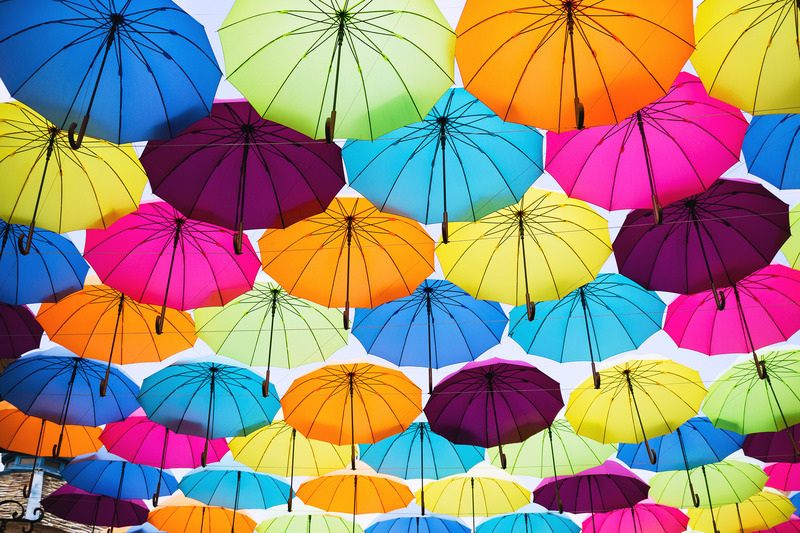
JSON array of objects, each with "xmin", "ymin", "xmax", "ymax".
[
  {"xmin": 0, "ymin": 0, "xmax": 221, "ymax": 146},
  {"xmin": 782, "ymin": 204, "xmax": 800, "ymax": 269},
  {"xmin": 765, "ymin": 463, "xmax": 800, "ymax": 491},
  {"xmin": 0, "ymin": 402, "xmax": 102, "ymax": 457},
  {"xmin": 352, "ymin": 279, "xmax": 508, "ymax": 391},
  {"xmin": 418, "ymin": 473, "xmax": 531, "ymax": 523},
  {"xmin": 437, "ymin": 187, "xmax": 611, "ymax": 320},
  {"xmin": 62, "ymin": 451, "xmax": 178, "ymax": 501},
  {"xmin": 478, "ymin": 513, "xmax": 578, "ymax": 533},
  {"xmin": 0, "ymin": 220, "xmax": 88, "ymax": 305},
  {"xmin": 178, "ymin": 469, "xmax": 290, "ymax": 514},
  {"xmin": 259, "ymin": 515, "xmax": 363, "ymax": 533},
  {"xmin": 0, "ymin": 303, "xmax": 42, "ymax": 359},
  {"xmin": 693, "ymin": 0, "xmax": 800, "ymax": 115},
  {"xmin": 687, "ymin": 492, "xmax": 794, "ymax": 533},
  {"xmin": 148, "ymin": 500, "xmax": 256, "ymax": 533},
  {"xmin": 744, "ymin": 423, "xmax": 800, "ymax": 464},
  {"xmin": 219, "ymin": 0, "xmax": 454, "ymax": 142},
  {"xmin": 546, "ymin": 72, "xmax": 747, "ymax": 214},
  {"xmin": 455, "ymin": 0, "xmax": 694, "ymax": 132},
  {"xmin": 42, "ymin": 485, "xmax": 148, "ymax": 528},
  {"xmin": 424, "ymin": 358, "xmax": 563, "ymax": 468},
  {"xmin": 281, "ymin": 361, "xmax": 422, "ymax": 469},
  {"xmin": 194, "ymin": 283, "xmax": 347, "ymax": 396},
  {"xmin": 743, "ymin": 114, "xmax": 800, "ymax": 189},
  {"xmin": 259, "ymin": 196, "xmax": 435, "ymax": 328},
  {"xmin": 343, "ymin": 87, "xmax": 544, "ymax": 238},
  {"xmin": 581, "ymin": 503, "xmax": 689, "ymax": 533},
  {"xmin": 369, "ymin": 517, "xmax": 469, "ymax": 533}
]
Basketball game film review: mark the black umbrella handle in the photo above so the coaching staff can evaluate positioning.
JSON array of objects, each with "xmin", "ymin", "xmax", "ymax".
[
  {"xmin": 233, "ymin": 223, "xmax": 244, "ymax": 255},
  {"xmin": 68, "ymin": 114, "xmax": 90, "ymax": 150},
  {"xmin": 710, "ymin": 280, "xmax": 725, "ymax": 311}
]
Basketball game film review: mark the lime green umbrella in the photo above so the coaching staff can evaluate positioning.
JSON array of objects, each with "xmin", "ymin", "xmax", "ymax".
[
  {"xmin": 650, "ymin": 460, "xmax": 767, "ymax": 510},
  {"xmin": 194, "ymin": 283, "xmax": 347, "ymax": 396},
  {"xmin": 257, "ymin": 514, "xmax": 361, "ymax": 533},
  {"xmin": 219, "ymin": 0, "xmax": 455, "ymax": 142},
  {"xmin": 781, "ymin": 204, "xmax": 800, "ymax": 268}
]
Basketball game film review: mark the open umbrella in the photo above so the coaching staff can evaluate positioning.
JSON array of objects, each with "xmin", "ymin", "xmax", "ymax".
[
  {"xmin": 219, "ymin": 0, "xmax": 455, "ymax": 142},
  {"xmin": 43, "ymin": 485, "xmax": 148, "ymax": 530},
  {"xmin": 765, "ymin": 463, "xmax": 800, "ymax": 491},
  {"xmin": 0, "ymin": 303, "xmax": 42, "ymax": 359},
  {"xmin": 455, "ymin": 0, "xmax": 694, "ymax": 131},
  {"xmin": 687, "ymin": 492, "xmax": 794, "ymax": 533},
  {"xmin": 148, "ymin": 497, "xmax": 256, "ymax": 533},
  {"xmin": 782, "ymin": 204, "xmax": 800, "ymax": 269},
  {"xmin": 259, "ymin": 196, "xmax": 435, "ymax": 329},
  {"xmin": 62, "ymin": 451, "xmax": 177, "ymax": 501},
  {"xmin": 744, "ymin": 423, "xmax": 800, "ymax": 464},
  {"xmin": 344, "ymin": 87, "xmax": 544, "ymax": 240},
  {"xmin": 141, "ymin": 99, "xmax": 345, "ymax": 253},
  {"xmin": 259, "ymin": 515, "xmax": 363, "ymax": 533},
  {"xmin": 581, "ymin": 503, "xmax": 689, "ymax": 533},
  {"xmin": 743, "ymin": 114, "xmax": 800, "ymax": 189},
  {"xmin": 0, "ymin": 0, "xmax": 221, "ymax": 146},
  {"xmin": 478, "ymin": 513, "xmax": 578, "ymax": 533},
  {"xmin": 369, "ymin": 517, "xmax": 469, "ymax": 533}
]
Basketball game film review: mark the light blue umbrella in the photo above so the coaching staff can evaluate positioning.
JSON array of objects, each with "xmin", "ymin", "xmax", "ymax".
[
  {"xmin": 476, "ymin": 513, "xmax": 579, "ymax": 533},
  {"xmin": 367, "ymin": 516, "xmax": 469, "ymax": 533},
  {"xmin": 743, "ymin": 114, "xmax": 800, "ymax": 189},
  {"xmin": 343, "ymin": 88, "xmax": 543, "ymax": 242},
  {"xmin": 508, "ymin": 273, "xmax": 664, "ymax": 388},
  {"xmin": 352, "ymin": 279, "xmax": 507, "ymax": 391},
  {"xmin": 62, "ymin": 450, "xmax": 177, "ymax": 501}
]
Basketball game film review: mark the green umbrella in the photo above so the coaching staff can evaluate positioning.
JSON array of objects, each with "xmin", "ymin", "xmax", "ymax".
[
  {"xmin": 194, "ymin": 283, "xmax": 347, "ymax": 396},
  {"xmin": 257, "ymin": 514, "xmax": 361, "ymax": 533},
  {"xmin": 219, "ymin": 0, "xmax": 455, "ymax": 143}
]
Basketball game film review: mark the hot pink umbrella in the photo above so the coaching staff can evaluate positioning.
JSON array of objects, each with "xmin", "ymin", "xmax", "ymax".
[
  {"xmin": 581, "ymin": 502, "xmax": 689, "ymax": 533},
  {"xmin": 761, "ymin": 518, "xmax": 800, "ymax": 533},
  {"xmin": 84, "ymin": 202, "xmax": 259, "ymax": 333},
  {"xmin": 546, "ymin": 72, "xmax": 747, "ymax": 220},
  {"xmin": 764, "ymin": 463, "xmax": 800, "ymax": 491},
  {"xmin": 664, "ymin": 265, "xmax": 800, "ymax": 377}
]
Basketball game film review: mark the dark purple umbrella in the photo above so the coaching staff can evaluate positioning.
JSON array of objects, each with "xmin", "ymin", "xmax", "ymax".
[
  {"xmin": 423, "ymin": 357, "xmax": 563, "ymax": 469},
  {"xmin": 42, "ymin": 484, "xmax": 148, "ymax": 528},
  {"xmin": 744, "ymin": 423, "xmax": 800, "ymax": 464},
  {"xmin": 0, "ymin": 303, "xmax": 42, "ymax": 358},
  {"xmin": 613, "ymin": 178, "xmax": 789, "ymax": 310},
  {"xmin": 533, "ymin": 460, "xmax": 649, "ymax": 517},
  {"xmin": 141, "ymin": 99, "xmax": 346, "ymax": 254}
]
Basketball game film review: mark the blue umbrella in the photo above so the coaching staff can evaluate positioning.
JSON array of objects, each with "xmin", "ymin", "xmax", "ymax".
[
  {"xmin": 791, "ymin": 492, "xmax": 800, "ymax": 515},
  {"xmin": 476, "ymin": 513, "xmax": 579, "ymax": 533},
  {"xmin": 0, "ymin": 220, "xmax": 88, "ymax": 305},
  {"xmin": 0, "ymin": 0, "xmax": 221, "ymax": 147},
  {"xmin": 352, "ymin": 279, "xmax": 507, "ymax": 392},
  {"xmin": 743, "ymin": 114, "xmax": 800, "ymax": 189},
  {"xmin": 367, "ymin": 516, "xmax": 470, "ymax": 533},
  {"xmin": 617, "ymin": 417, "xmax": 744, "ymax": 508},
  {"xmin": 0, "ymin": 348, "xmax": 139, "ymax": 456},
  {"xmin": 62, "ymin": 450, "xmax": 177, "ymax": 501},
  {"xmin": 508, "ymin": 273, "xmax": 664, "ymax": 388},
  {"xmin": 137, "ymin": 361, "xmax": 280, "ymax": 466},
  {"xmin": 343, "ymin": 88, "xmax": 543, "ymax": 242}
]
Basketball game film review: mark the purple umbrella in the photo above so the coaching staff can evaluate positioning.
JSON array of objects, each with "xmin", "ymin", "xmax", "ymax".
[
  {"xmin": 0, "ymin": 303, "xmax": 42, "ymax": 359},
  {"xmin": 141, "ymin": 99, "xmax": 346, "ymax": 254},
  {"xmin": 42, "ymin": 485, "xmax": 148, "ymax": 529},
  {"xmin": 424, "ymin": 358, "xmax": 563, "ymax": 469},
  {"xmin": 613, "ymin": 178, "xmax": 789, "ymax": 310},
  {"xmin": 533, "ymin": 460, "xmax": 649, "ymax": 517},
  {"xmin": 744, "ymin": 423, "xmax": 800, "ymax": 464}
]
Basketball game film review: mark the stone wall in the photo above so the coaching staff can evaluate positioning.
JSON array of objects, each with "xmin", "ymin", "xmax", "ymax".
[{"xmin": 0, "ymin": 472, "xmax": 94, "ymax": 533}]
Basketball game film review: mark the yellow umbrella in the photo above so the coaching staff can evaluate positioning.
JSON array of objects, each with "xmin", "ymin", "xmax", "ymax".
[
  {"xmin": 228, "ymin": 420, "xmax": 351, "ymax": 511},
  {"xmin": 688, "ymin": 491, "xmax": 794, "ymax": 533},
  {"xmin": 693, "ymin": 0, "xmax": 800, "ymax": 115},
  {"xmin": 436, "ymin": 187, "xmax": 611, "ymax": 320},
  {"xmin": 565, "ymin": 359, "xmax": 706, "ymax": 465}
]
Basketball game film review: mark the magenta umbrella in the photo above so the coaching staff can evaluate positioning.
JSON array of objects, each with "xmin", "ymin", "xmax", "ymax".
[
  {"xmin": 141, "ymin": 100, "xmax": 346, "ymax": 254},
  {"xmin": 664, "ymin": 265, "xmax": 800, "ymax": 378},
  {"xmin": 546, "ymin": 72, "xmax": 747, "ymax": 221},
  {"xmin": 84, "ymin": 202, "xmax": 260, "ymax": 333},
  {"xmin": 580, "ymin": 502, "xmax": 689, "ymax": 533},
  {"xmin": 765, "ymin": 463, "xmax": 800, "ymax": 491},
  {"xmin": 744, "ymin": 423, "xmax": 800, "ymax": 464},
  {"xmin": 0, "ymin": 303, "xmax": 43, "ymax": 359},
  {"xmin": 42, "ymin": 485, "xmax": 148, "ymax": 529}
]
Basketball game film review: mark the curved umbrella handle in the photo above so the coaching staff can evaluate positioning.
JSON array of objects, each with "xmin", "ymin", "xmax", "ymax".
[
  {"xmin": 68, "ymin": 114, "xmax": 90, "ymax": 150},
  {"xmin": 155, "ymin": 314, "xmax": 164, "ymax": 335},
  {"xmin": 325, "ymin": 110, "xmax": 337, "ymax": 144},
  {"xmin": 651, "ymin": 193, "xmax": 663, "ymax": 226},
  {"xmin": 691, "ymin": 489, "xmax": 701, "ymax": 508},
  {"xmin": 644, "ymin": 439, "xmax": 657, "ymax": 465},
  {"xmin": 152, "ymin": 493, "xmax": 159, "ymax": 507},
  {"xmin": 754, "ymin": 355, "xmax": 767, "ymax": 380},
  {"xmin": 201, "ymin": 450, "xmax": 208, "ymax": 468},
  {"xmin": 17, "ymin": 225, "xmax": 35, "ymax": 255},
  {"xmin": 711, "ymin": 281, "xmax": 725, "ymax": 311},
  {"xmin": 233, "ymin": 223, "xmax": 244, "ymax": 255},
  {"xmin": 526, "ymin": 293, "xmax": 535, "ymax": 321}
]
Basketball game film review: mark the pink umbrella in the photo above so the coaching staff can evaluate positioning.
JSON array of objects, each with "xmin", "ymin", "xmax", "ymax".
[
  {"xmin": 764, "ymin": 463, "xmax": 800, "ymax": 491},
  {"xmin": 84, "ymin": 202, "xmax": 259, "ymax": 333},
  {"xmin": 760, "ymin": 518, "xmax": 800, "ymax": 533},
  {"xmin": 664, "ymin": 265, "xmax": 800, "ymax": 378},
  {"xmin": 581, "ymin": 502, "xmax": 689, "ymax": 533},
  {"xmin": 546, "ymin": 72, "xmax": 747, "ymax": 221}
]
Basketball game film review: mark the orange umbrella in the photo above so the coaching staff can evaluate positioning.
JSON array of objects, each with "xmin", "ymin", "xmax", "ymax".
[
  {"xmin": 148, "ymin": 496, "xmax": 256, "ymax": 533},
  {"xmin": 281, "ymin": 361, "xmax": 422, "ymax": 469},
  {"xmin": 455, "ymin": 0, "xmax": 694, "ymax": 132},
  {"xmin": 37, "ymin": 285, "xmax": 196, "ymax": 395},
  {"xmin": 259, "ymin": 197, "xmax": 434, "ymax": 329}
]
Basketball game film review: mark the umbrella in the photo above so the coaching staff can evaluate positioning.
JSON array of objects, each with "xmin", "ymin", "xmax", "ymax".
[
  {"xmin": 765, "ymin": 463, "xmax": 800, "ymax": 491},
  {"xmin": 62, "ymin": 451, "xmax": 178, "ymax": 501},
  {"xmin": 137, "ymin": 361, "xmax": 280, "ymax": 466},
  {"xmin": 0, "ymin": 0, "xmax": 221, "ymax": 146},
  {"xmin": 369, "ymin": 517, "xmax": 469, "ymax": 533},
  {"xmin": 546, "ymin": 72, "xmax": 747, "ymax": 219},
  {"xmin": 437, "ymin": 187, "xmax": 611, "ymax": 321},
  {"xmin": 194, "ymin": 283, "xmax": 347, "ymax": 397},
  {"xmin": 613, "ymin": 178, "xmax": 790, "ymax": 309},
  {"xmin": 0, "ymin": 349, "xmax": 139, "ymax": 456},
  {"xmin": 259, "ymin": 196, "xmax": 435, "ymax": 329},
  {"xmin": 352, "ymin": 279, "xmax": 508, "ymax": 391},
  {"xmin": 0, "ymin": 219, "xmax": 88, "ymax": 305},
  {"xmin": 281, "ymin": 361, "xmax": 422, "ymax": 469},
  {"xmin": 664, "ymin": 265, "xmax": 800, "ymax": 378},
  {"xmin": 228, "ymin": 420, "xmax": 350, "ymax": 511},
  {"xmin": 743, "ymin": 114, "xmax": 800, "ymax": 189},
  {"xmin": 566, "ymin": 359, "xmax": 706, "ymax": 464},
  {"xmin": 148, "ymin": 497, "xmax": 256, "ymax": 533},
  {"xmin": 37, "ymin": 285, "xmax": 197, "ymax": 395},
  {"xmin": 581, "ymin": 503, "xmax": 689, "ymax": 533},
  {"xmin": 0, "ymin": 303, "xmax": 43, "ymax": 359},
  {"xmin": 687, "ymin": 492, "xmax": 794, "ymax": 533},
  {"xmin": 42, "ymin": 485, "xmax": 148, "ymax": 530},
  {"xmin": 782, "ymin": 204, "xmax": 800, "ymax": 269},
  {"xmin": 424, "ymin": 358, "xmax": 563, "ymax": 469},
  {"xmin": 508, "ymin": 273, "xmax": 665, "ymax": 387},
  {"xmin": 141, "ymin": 99, "xmax": 346, "ymax": 253},
  {"xmin": 359, "ymin": 422, "xmax": 485, "ymax": 514},
  {"xmin": 258, "ymin": 515, "xmax": 363, "ymax": 533},
  {"xmin": 219, "ymin": 0, "xmax": 455, "ymax": 142},
  {"xmin": 455, "ymin": 0, "xmax": 694, "ymax": 131},
  {"xmin": 765, "ymin": 521, "xmax": 800, "ymax": 533},
  {"xmin": 478, "ymin": 513, "xmax": 578, "ymax": 533},
  {"xmin": 344, "ymin": 87, "xmax": 544, "ymax": 241},
  {"xmin": 84, "ymin": 201, "xmax": 260, "ymax": 334},
  {"xmin": 693, "ymin": 0, "xmax": 800, "ymax": 115},
  {"xmin": 744, "ymin": 423, "xmax": 800, "ymax": 464}
]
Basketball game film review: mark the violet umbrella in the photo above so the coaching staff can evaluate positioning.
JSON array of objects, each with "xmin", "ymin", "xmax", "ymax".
[
  {"xmin": 613, "ymin": 178, "xmax": 789, "ymax": 310},
  {"xmin": 547, "ymin": 72, "xmax": 747, "ymax": 222},
  {"xmin": 84, "ymin": 202, "xmax": 260, "ymax": 334},
  {"xmin": 0, "ymin": 303, "xmax": 42, "ymax": 359},
  {"xmin": 744, "ymin": 423, "xmax": 800, "ymax": 465},
  {"xmin": 42, "ymin": 485, "xmax": 148, "ymax": 531},
  {"xmin": 424, "ymin": 358, "xmax": 563, "ymax": 470},
  {"xmin": 141, "ymin": 99, "xmax": 345, "ymax": 254},
  {"xmin": 580, "ymin": 502, "xmax": 689, "ymax": 533}
]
